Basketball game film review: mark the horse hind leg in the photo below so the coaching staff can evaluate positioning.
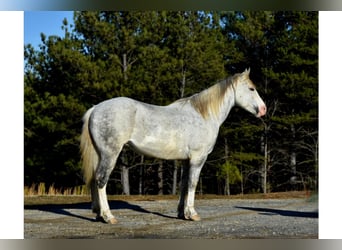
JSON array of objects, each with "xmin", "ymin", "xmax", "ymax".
[
  {"xmin": 95, "ymin": 153, "xmax": 117, "ymax": 189},
  {"xmin": 94, "ymin": 148, "xmax": 122, "ymax": 224},
  {"xmin": 90, "ymin": 179, "xmax": 100, "ymax": 215},
  {"xmin": 95, "ymin": 141, "xmax": 124, "ymax": 189},
  {"xmin": 91, "ymin": 181, "xmax": 117, "ymax": 224},
  {"xmin": 97, "ymin": 183, "xmax": 118, "ymax": 224}
]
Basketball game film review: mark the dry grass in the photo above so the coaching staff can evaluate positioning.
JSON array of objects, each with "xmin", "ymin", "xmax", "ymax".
[
  {"xmin": 24, "ymin": 183, "xmax": 314, "ymax": 207},
  {"xmin": 24, "ymin": 189, "xmax": 313, "ymax": 206},
  {"xmin": 24, "ymin": 183, "xmax": 311, "ymax": 200},
  {"xmin": 24, "ymin": 183, "xmax": 90, "ymax": 196}
]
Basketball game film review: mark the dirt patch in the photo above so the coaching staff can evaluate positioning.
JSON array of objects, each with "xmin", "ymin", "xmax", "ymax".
[{"xmin": 24, "ymin": 192, "xmax": 318, "ymax": 239}]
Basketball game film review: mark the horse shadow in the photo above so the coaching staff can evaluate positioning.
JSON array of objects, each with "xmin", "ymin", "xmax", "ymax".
[
  {"xmin": 24, "ymin": 200, "xmax": 177, "ymax": 223},
  {"xmin": 235, "ymin": 206, "xmax": 318, "ymax": 218}
]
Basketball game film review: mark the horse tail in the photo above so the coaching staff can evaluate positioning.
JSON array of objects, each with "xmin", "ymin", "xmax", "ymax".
[{"xmin": 80, "ymin": 106, "xmax": 98, "ymax": 187}]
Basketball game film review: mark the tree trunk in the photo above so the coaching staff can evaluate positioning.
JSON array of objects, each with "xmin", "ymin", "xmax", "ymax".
[
  {"xmin": 180, "ymin": 61, "xmax": 186, "ymax": 98},
  {"xmin": 121, "ymin": 148, "xmax": 130, "ymax": 195},
  {"xmin": 123, "ymin": 53, "xmax": 128, "ymax": 82},
  {"xmin": 240, "ymin": 166, "xmax": 244, "ymax": 195},
  {"xmin": 172, "ymin": 160, "xmax": 178, "ymax": 195},
  {"xmin": 139, "ymin": 155, "xmax": 144, "ymax": 195},
  {"xmin": 225, "ymin": 175, "xmax": 230, "ymax": 196},
  {"xmin": 172, "ymin": 68, "xmax": 186, "ymax": 195},
  {"xmin": 261, "ymin": 127, "xmax": 268, "ymax": 194},
  {"xmin": 314, "ymin": 141, "xmax": 318, "ymax": 191},
  {"xmin": 263, "ymin": 139, "xmax": 268, "ymax": 194},
  {"xmin": 158, "ymin": 161, "xmax": 163, "ymax": 195},
  {"xmin": 224, "ymin": 138, "xmax": 230, "ymax": 196},
  {"xmin": 121, "ymin": 165, "xmax": 130, "ymax": 195},
  {"xmin": 199, "ymin": 177, "xmax": 203, "ymax": 195},
  {"xmin": 290, "ymin": 123, "xmax": 297, "ymax": 189}
]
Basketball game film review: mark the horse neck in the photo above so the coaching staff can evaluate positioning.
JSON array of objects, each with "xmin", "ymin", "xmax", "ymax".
[{"xmin": 215, "ymin": 84, "xmax": 235, "ymax": 126}]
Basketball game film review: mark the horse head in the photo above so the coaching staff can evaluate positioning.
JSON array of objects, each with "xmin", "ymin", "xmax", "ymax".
[{"xmin": 234, "ymin": 68, "xmax": 267, "ymax": 118}]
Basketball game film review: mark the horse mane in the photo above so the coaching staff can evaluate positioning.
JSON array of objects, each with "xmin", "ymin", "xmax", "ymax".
[{"xmin": 175, "ymin": 73, "xmax": 240, "ymax": 119}]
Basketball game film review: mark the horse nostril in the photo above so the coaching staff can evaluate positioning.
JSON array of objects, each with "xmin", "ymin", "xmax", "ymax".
[
  {"xmin": 256, "ymin": 105, "xmax": 267, "ymax": 117},
  {"xmin": 263, "ymin": 105, "xmax": 267, "ymax": 113},
  {"xmin": 255, "ymin": 106, "xmax": 259, "ymax": 114}
]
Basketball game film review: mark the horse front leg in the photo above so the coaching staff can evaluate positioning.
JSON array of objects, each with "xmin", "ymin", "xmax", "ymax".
[
  {"xmin": 178, "ymin": 157, "xmax": 206, "ymax": 221},
  {"xmin": 177, "ymin": 162, "xmax": 189, "ymax": 219}
]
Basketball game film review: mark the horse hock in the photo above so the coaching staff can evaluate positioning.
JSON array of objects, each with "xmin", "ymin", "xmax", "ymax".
[{"xmin": 95, "ymin": 156, "xmax": 117, "ymax": 189}]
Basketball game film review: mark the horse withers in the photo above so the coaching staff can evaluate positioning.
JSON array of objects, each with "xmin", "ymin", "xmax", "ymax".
[{"xmin": 80, "ymin": 68, "xmax": 266, "ymax": 224}]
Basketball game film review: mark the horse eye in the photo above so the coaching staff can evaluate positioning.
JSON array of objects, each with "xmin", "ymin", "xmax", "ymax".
[{"xmin": 249, "ymin": 87, "xmax": 255, "ymax": 91}]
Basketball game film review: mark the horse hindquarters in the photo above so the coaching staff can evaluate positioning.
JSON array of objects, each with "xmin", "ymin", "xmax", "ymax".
[
  {"xmin": 89, "ymin": 100, "xmax": 133, "ymax": 189},
  {"xmin": 80, "ymin": 107, "xmax": 118, "ymax": 224}
]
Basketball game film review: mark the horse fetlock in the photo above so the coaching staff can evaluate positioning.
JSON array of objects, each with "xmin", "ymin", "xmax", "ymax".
[
  {"xmin": 183, "ymin": 207, "xmax": 200, "ymax": 221},
  {"xmin": 103, "ymin": 216, "xmax": 118, "ymax": 224},
  {"xmin": 183, "ymin": 213, "xmax": 201, "ymax": 221},
  {"xmin": 189, "ymin": 214, "xmax": 201, "ymax": 221},
  {"xmin": 95, "ymin": 215, "xmax": 118, "ymax": 224},
  {"xmin": 102, "ymin": 213, "xmax": 118, "ymax": 224}
]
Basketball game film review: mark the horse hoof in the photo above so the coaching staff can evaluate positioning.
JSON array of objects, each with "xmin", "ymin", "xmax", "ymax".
[
  {"xmin": 183, "ymin": 214, "xmax": 201, "ymax": 221},
  {"xmin": 95, "ymin": 216, "xmax": 118, "ymax": 224},
  {"xmin": 108, "ymin": 217, "xmax": 118, "ymax": 224},
  {"xmin": 190, "ymin": 214, "xmax": 201, "ymax": 221}
]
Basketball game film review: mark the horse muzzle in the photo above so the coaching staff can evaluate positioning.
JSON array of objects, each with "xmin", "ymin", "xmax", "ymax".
[{"xmin": 256, "ymin": 104, "xmax": 267, "ymax": 117}]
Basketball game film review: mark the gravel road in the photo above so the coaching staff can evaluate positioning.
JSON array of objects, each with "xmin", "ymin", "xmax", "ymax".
[{"xmin": 24, "ymin": 196, "xmax": 318, "ymax": 239}]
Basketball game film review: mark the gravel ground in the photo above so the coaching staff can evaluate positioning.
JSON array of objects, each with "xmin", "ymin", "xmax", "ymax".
[{"xmin": 24, "ymin": 195, "xmax": 318, "ymax": 239}]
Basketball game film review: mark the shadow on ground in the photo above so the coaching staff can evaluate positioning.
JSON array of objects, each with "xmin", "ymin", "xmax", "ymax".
[
  {"xmin": 24, "ymin": 200, "xmax": 177, "ymax": 222},
  {"xmin": 235, "ymin": 206, "xmax": 318, "ymax": 218}
]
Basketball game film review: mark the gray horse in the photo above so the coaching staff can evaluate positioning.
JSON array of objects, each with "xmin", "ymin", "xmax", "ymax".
[{"xmin": 80, "ymin": 68, "xmax": 266, "ymax": 224}]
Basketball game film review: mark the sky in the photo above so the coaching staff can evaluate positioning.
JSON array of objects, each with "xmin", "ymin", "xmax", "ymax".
[{"xmin": 24, "ymin": 11, "xmax": 74, "ymax": 49}]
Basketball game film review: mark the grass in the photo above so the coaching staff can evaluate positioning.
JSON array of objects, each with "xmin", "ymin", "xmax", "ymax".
[
  {"xmin": 24, "ymin": 183, "xmax": 315, "ymax": 207},
  {"xmin": 24, "ymin": 183, "xmax": 314, "ymax": 207},
  {"xmin": 24, "ymin": 182, "xmax": 313, "ymax": 199},
  {"xmin": 24, "ymin": 182, "xmax": 90, "ymax": 196}
]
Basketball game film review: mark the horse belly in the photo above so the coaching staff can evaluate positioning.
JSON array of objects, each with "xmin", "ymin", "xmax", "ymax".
[{"xmin": 129, "ymin": 132, "xmax": 189, "ymax": 160}]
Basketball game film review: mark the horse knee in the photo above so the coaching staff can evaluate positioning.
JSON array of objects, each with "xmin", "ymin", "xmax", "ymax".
[{"xmin": 187, "ymin": 173, "xmax": 200, "ymax": 191}]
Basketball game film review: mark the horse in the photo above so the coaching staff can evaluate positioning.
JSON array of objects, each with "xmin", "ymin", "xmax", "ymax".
[{"xmin": 80, "ymin": 68, "xmax": 266, "ymax": 224}]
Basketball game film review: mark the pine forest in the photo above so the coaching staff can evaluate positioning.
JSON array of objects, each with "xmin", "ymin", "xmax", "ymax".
[{"xmin": 24, "ymin": 11, "xmax": 318, "ymax": 196}]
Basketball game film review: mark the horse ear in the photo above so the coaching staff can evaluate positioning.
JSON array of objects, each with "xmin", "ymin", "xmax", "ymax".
[{"xmin": 244, "ymin": 68, "xmax": 251, "ymax": 76}]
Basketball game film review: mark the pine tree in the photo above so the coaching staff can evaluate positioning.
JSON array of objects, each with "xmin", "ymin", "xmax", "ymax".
[
  {"xmin": 24, "ymin": 18, "xmax": 89, "ymax": 187},
  {"xmin": 24, "ymin": 11, "xmax": 318, "ymax": 194},
  {"xmin": 265, "ymin": 11, "xmax": 318, "ymax": 191}
]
